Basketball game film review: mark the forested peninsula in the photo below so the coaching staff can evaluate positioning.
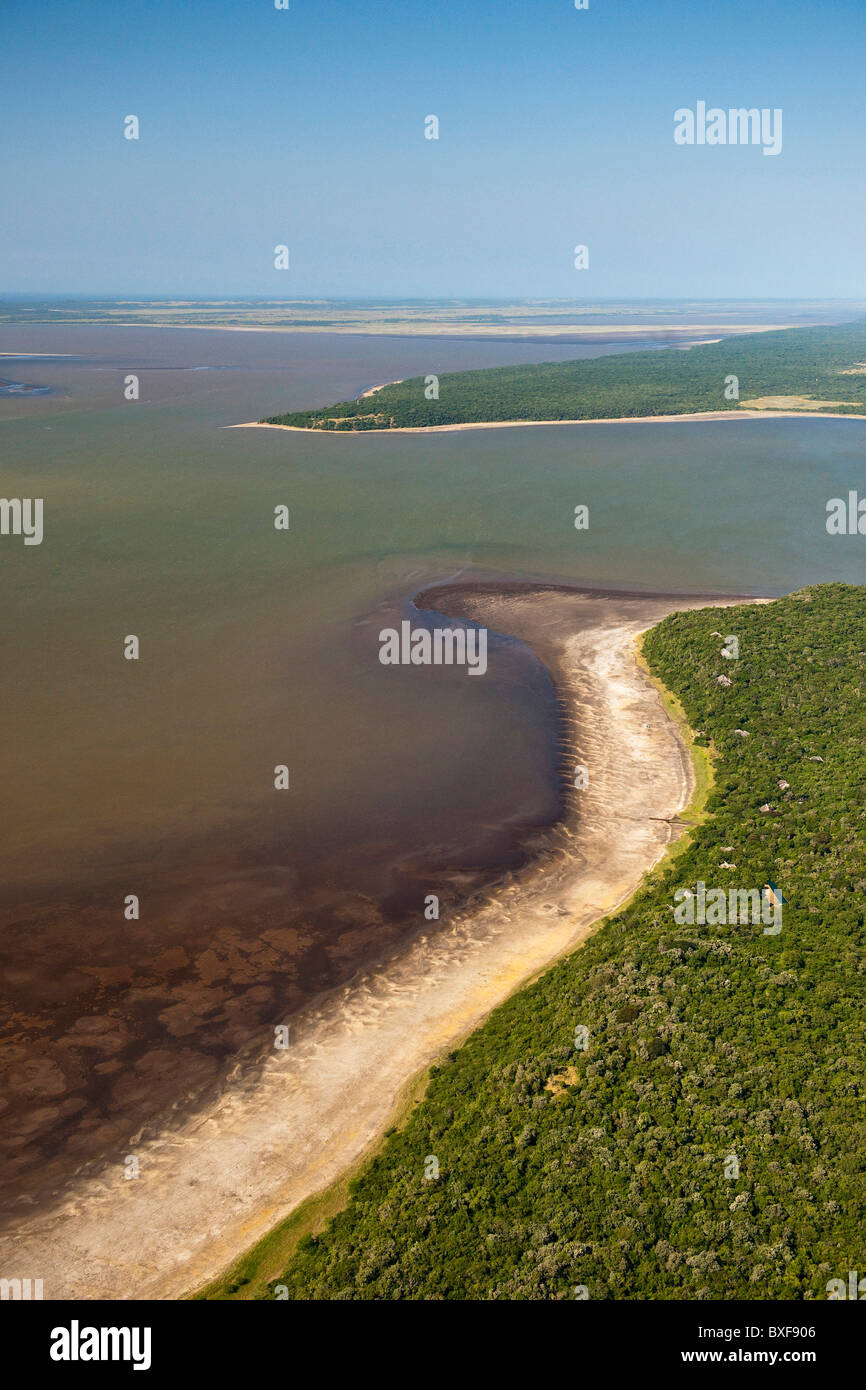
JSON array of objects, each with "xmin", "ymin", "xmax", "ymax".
[
  {"xmin": 261, "ymin": 320, "xmax": 866, "ymax": 430},
  {"xmin": 248, "ymin": 585, "xmax": 865, "ymax": 1300}
]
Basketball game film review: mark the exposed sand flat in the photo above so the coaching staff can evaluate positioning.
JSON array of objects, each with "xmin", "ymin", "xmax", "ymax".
[
  {"xmin": 740, "ymin": 395, "xmax": 861, "ymax": 410},
  {"xmin": 81, "ymin": 321, "xmax": 793, "ymax": 338},
  {"xmin": 359, "ymin": 378, "xmax": 404, "ymax": 397},
  {"xmin": 228, "ymin": 409, "xmax": 866, "ymax": 436},
  {"xmin": 0, "ymin": 587, "xmax": 761, "ymax": 1301}
]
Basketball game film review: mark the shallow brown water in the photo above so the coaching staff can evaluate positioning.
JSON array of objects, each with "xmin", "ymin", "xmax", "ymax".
[{"xmin": 1, "ymin": 321, "xmax": 865, "ymax": 1225}]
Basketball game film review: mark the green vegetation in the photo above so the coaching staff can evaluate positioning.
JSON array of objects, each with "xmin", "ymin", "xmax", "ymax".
[
  {"xmin": 263, "ymin": 319, "xmax": 866, "ymax": 428},
  {"xmin": 259, "ymin": 585, "xmax": 865, "ymax": 1299}
]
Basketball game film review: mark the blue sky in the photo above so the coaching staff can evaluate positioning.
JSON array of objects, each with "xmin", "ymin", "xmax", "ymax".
[{"xmin": 2, "ymin": 0, "xmax": 865, "ymax": 298}]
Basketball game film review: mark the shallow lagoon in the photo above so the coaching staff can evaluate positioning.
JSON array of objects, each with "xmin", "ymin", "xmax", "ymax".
[{"xmin": 1, "ymin": 323, "xmax": 863, "ymax": 1212}]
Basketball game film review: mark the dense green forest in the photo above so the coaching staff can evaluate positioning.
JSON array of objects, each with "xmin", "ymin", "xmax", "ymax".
[
  {"xmin": 264, "ymin": 319, "xmax": 866, "ymax": 428},
  {"xmin": 264, "ymin": 586, "xmax": 865, "ymax": 1299}
]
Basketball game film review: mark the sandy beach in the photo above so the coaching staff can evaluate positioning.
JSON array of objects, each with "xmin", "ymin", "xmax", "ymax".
[
  {"xmin": 359, "ymin": 378, "xmax": 404, "ymax": 397},
  {"xmin": 0, "ymin": 585, "xmax": 760, "ymax": 1301},
  {"xmin": 228, "ymin": 408, "xmax": 866, "ymax": 436}
]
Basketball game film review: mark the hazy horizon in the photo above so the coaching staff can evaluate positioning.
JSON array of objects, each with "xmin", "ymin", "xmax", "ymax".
[
  {"xmin": 4, "ymin": 0, "xmax": 866, "ymax": 299},
  {"xmin": 3, "ymin": 295, "xmax": 866, "ymax": 305}
]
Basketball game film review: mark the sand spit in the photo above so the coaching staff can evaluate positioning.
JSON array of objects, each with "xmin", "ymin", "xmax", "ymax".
[
  {"xmin": 0, "ymin": 586, "xmax": 761, "ymax": 1301},
  {"xmin": 359, "ymin": 378, "xmax": 404, "ymax": 398},
  {"xmin": 228, "ymin": 409, "xmax": 866, "ymax": 436}
]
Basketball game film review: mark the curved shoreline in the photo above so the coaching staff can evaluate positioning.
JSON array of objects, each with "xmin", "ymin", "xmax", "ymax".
[
  {"xmin": 227, "ymin": 409, "xmax": 866, "ymax": 436},
  {"xmin": 0, "ymin": 584, "xmax": 764, "ymax": 1301}
]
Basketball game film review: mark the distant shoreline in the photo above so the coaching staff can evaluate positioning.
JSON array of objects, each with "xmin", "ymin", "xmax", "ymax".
[
  {"xmin": 227, "ymin": 408, "xmax": 866, "ymax": 436},
  {"xmin": 0, "ymin": 320, "xmax": 793, "ymax": 339}
]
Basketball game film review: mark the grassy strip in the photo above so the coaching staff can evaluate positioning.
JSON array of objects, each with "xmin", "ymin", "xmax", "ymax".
[{"xmin": 634, "ymin": 631, "xmax": 715, "ymax": 833}]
